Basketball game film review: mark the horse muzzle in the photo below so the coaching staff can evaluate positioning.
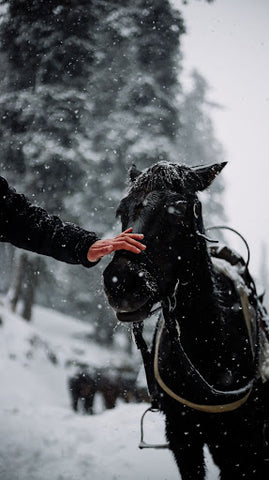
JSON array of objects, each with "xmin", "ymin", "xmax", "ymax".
[{"xmin": 103, "ymin": 254, "xmax": 158, "ymax": 322}]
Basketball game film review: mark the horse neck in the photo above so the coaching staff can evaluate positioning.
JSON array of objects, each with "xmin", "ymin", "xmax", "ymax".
[{"xmin": 172, "ymin": 240, "xmax": 219, "ymax": 332}]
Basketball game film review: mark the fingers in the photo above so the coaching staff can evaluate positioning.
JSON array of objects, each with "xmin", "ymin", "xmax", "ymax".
[
  {"xmin": 116, "ymin": 230, "xmax": 144, "ymax": 241},
  {"xmin": 112, "ymin": 241, "xmax": 144, "ymax": 254},
  {"xmin": 112, "ymin": 236, "xmax": 146, "ymax": 251},
  {"xmin": 112, "ymin": 229, "xmax": 146, "ymax": 253},
  {"xmin": 87, "ymin": 228, "xmax": 146, "ymax": 262}
]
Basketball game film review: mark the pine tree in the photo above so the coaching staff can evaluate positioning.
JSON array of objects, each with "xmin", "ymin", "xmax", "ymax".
[
  {"xmin": 0, "ymin": 0, "xmax": 99, "ymax": 319},
  {"xmin": 84, "ymin": 0, "xmax": 185, "ymax": 223},
  {"xmin": 177, "ymin": 70, "xmax": 226, "ymax": 225}
]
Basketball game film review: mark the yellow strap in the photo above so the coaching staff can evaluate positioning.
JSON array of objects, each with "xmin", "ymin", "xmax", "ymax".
[{"xmin": 154, "ymin": 318, "xmax": 252, "ymax": 413}]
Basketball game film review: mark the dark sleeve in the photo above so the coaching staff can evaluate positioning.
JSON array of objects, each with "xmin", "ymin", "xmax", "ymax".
[{"xmin": 0, "ymin": 176, "xmax": 99, "ymax": 267}]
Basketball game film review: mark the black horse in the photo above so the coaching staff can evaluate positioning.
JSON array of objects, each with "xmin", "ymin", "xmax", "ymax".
[{"xmin": 103, "ymin": 161, "xmax": 269, "ymax": 479}]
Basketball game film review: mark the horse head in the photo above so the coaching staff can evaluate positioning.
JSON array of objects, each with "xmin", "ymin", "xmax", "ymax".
[{"xmin": 103, "ymin": 161, "xmax": 226, "ymax": 322}]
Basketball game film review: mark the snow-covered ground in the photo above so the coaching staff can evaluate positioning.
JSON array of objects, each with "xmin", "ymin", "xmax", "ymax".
[{"xmin": 0, "ymin": 302, "xmax": 218, "ymax": 480}]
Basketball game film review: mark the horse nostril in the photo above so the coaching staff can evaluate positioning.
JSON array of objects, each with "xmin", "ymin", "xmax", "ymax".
[
  {"xmin": 103, "ymin": 263, "xmax": 147, "ymax": 294},
  {"xmin": 104, "ymin": 273, "xmax": 120, "ymax": 292}
]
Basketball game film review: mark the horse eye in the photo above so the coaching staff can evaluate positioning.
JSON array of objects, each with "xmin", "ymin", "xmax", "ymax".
[{"xmin": 166, "ymin": 202, "xmax": 186, "ymax": 216}]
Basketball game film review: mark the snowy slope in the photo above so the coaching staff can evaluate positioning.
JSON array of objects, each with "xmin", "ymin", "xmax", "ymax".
[
  {"xmin": 0, "ymin": 302, "xmax": 179, "ymax": 480},
  {"xmin": 0, "ymin": 302, "xmax": 219, "ymax": 480}
]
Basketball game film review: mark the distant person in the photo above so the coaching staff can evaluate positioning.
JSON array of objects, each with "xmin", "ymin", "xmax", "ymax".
[{"xmin": 0, "ymin": 175, "xmax": 145, "ymax": 266}]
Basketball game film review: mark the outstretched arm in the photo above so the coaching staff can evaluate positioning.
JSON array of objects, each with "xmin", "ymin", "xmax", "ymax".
[
  {"xmin": 0, "ymin": 176, "xmax": 99, "ymax": 266},
  {"xmin": 0, "ymin": 177, "xmax": 145, "ymax": 267}
]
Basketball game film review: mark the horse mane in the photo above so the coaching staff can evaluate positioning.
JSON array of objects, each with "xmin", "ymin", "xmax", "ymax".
[{"xmin": 128, "ymin": 162, "xmax": 194, "ymax": 195}]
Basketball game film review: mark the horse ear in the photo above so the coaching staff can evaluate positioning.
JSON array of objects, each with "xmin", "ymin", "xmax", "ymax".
[
  {"xmin": 190, "ymin": 162, "xmax": 227, "ymax": 191},
  {"xmin": 129, "ymin": 164, "xmax": 142, "ymax": 182}
]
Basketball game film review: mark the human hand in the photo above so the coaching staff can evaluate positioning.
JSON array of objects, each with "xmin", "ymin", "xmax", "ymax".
[{"xmin": 87, "ymin": 228, "xmax": 146, "ymax": 262}]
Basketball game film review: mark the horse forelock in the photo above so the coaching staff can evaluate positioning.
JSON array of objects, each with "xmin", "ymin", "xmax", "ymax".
[{"xmin": 128, "ymin": 162, "xmax": 192, "ymax": 195}]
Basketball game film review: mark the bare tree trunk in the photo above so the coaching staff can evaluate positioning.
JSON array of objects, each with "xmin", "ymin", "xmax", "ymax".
[
  {"xmin": 6, "ymin": 250, "xmax": 26, "ymax": 312},
  {"xmin": 6, "ymin": 251, "xmax": 41, "ymax": 321},
  {"xmin": 94, "ymin": 308, "xmax": 115, "ymax": 346},
  {"xmin": 126, "ymin": 330, "xmax": 133, "ymax": 355},
  {"xmin": 21, "ymin": 255, "xmax": 41, "ymax": 321}
]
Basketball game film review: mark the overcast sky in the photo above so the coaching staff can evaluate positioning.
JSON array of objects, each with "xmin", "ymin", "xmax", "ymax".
[{"xmin": 172, "ymin": 0, "xmax": 269, "ymax": 278}]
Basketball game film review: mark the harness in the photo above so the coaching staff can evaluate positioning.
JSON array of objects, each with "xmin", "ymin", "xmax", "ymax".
[{"xmin": 133, "ymin": 242, "xmax": 269, "ymax": 447}]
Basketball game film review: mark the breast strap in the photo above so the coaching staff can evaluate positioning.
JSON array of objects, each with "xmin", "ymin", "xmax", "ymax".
[{"xmin": 154, "ymin": 317, "xmax": 253, "ymax": 413}]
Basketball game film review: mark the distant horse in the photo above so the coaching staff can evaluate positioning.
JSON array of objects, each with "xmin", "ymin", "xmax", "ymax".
[
  {"xmin": 103, "ymin": 161, "xmax": 269, "ymax": 479},
  {"xmin": 68, "ymin": 371, "xmax": 96, "ymax": 414},
  {"xmin": 68, "ymin": 368, "xmax": 149, "ymax": 414}
]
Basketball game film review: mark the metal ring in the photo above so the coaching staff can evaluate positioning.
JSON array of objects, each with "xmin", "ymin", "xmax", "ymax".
[{"xmin": 206, "ymin": 225, "xmax": 250, "ymax": 268}]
